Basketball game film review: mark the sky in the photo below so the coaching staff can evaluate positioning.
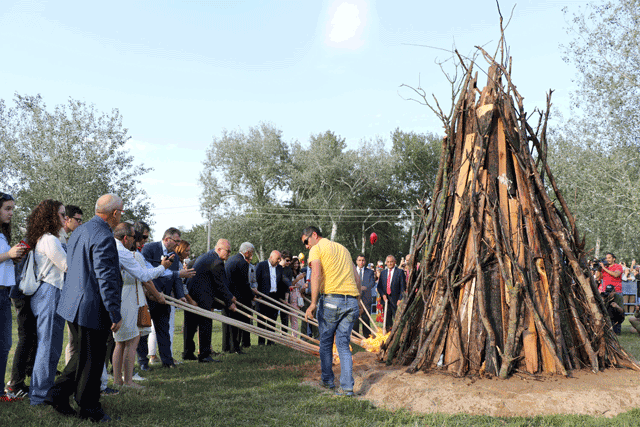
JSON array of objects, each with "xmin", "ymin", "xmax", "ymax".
[{"xmin": 0, "ymin": 0, "xmax": 591, "ymax": 238}]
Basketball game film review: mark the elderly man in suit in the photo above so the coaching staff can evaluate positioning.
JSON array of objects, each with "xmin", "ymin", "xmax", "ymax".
[
  {"xmin": 183, "ymin": 239, "xmax": 236, "ymax": 362},
  {"xmin": 355, "ymin": 254, "xmax": 376, "ymax": 338},
  {"xmin": 255, "ymin": 250, "xmax": 288, "ymax": 345},
  {"xmin": 223, "ymin": 242, "xmax": 254, "ymax": 354},
  {"xmin": 376, "ymin": 255, "xmax": 406, "ymax": 329},
  {"xmin": 137, "ymin": 227, "xmax": 189, "ymax": 369},
  {"xmin": 45, "ymin": 194, "xmax": 123, "ymax": 422}
]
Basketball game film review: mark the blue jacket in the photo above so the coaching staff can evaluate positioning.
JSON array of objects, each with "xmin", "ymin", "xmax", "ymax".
[
  {"xmin": 186, "ymin": 250, "xmax": 234, "ymax": 310},
  {"xmin": 359, "ymin": 268, "xmax": 376, "ymax": 308},
  {"xmin": 57, "ymin": 216, "xmax": 122, "ymax": 329},
  {"xmin": 141, "ymin": 241, "xmax": 185, "ymax": 299}
]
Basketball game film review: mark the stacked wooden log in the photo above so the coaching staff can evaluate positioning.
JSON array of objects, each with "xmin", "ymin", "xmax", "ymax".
[{"xmin": 379, "ymin": 47, "xmax": 640, "ymax": 378}]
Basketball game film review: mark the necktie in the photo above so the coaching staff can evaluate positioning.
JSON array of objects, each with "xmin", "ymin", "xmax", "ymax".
[
  {"xmin": 360, "ymin": 268, "xmax": 364, "ymax": 281},
  {"xmin": 387, "ymin": 268, "xmax": 392, "ymax": 295}
]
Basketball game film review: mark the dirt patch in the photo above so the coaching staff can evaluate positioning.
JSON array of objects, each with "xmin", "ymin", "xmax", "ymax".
[{"xmin": 303, "ymin": 352, "xmax": 640, "ymax": 418}]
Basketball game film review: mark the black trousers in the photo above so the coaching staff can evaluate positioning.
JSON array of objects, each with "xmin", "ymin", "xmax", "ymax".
[
  {"xmin": 183, "ymin": 310, "xmax": 212, "ymax": 360},
  {"xmin": 384, "ymin": 299, "xmax": 397, "ymax": 329},
  {"xmin": 47, "ymin": 323, "xmax": 109, "ymax": 418},
  {"xmin": 137, "ymin": 302, "xmax": 173, "ymax": 366},
  {"xmin": 257, "ymin": 293, "xmax": 279, "ymax": 345},
  {"xmin": 9, "ymin": 297, "xmax": 37, "ymax": 388},
  {"xmin": 227, "ymin": 306, "xmax": 251, "ymax": 351}
]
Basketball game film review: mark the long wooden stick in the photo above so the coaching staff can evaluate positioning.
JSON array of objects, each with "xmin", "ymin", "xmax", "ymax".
[
  {"xmin": 383, "ymin": 299, "xmax": 388, "ymax": 334},
  {"xmin": 360, "ymin": 299, "xmax": 380, "ymax": 333},
  {"xmin": 164, "ymin": 295, "xmax": 319, "ymax": 355},
  {"xmin": 217, "ymin": 298, "xmax": 320, "ymax": 345}
]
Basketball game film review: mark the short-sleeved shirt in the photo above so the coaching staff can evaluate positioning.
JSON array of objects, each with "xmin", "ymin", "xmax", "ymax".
[
  {"xmin": 0, "ymin": 234, "xmax": 14, "ymax": 287},
  {"xmin": 601, "ymin": 263, "xmax": 623, "ymax": 293},
  {"xmin": 308, "ymin": 238, "xmax": 358, "ymax": 297}
]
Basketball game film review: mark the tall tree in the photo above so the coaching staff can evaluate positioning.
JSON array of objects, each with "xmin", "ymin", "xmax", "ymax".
[
  {"xmin": 199, "ymin": 122, "xmax": 291, "ymax": 258},
  {"xmin": 1, "ymin": 93, "xmax": 152, "ymax": 234},
  {"xmin": 552, "ymin": 0, "xmax": 640, "ymax": 260}
]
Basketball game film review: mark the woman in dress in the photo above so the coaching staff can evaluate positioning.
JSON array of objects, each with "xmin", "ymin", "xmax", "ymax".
[
  {"xmin": 112, "ymin": 223, "xmax": 168, "ymax": 388},
  {"xmin": 25, "ymin": 199, "xmax": 68, "ymax": 405},
  {"xmin": 288, "ymin": 257, "xmax": 305, "ymax": 335},
  {"xmin": 0, "ymin": 192, "xmax": 27, "ymax": 400}
]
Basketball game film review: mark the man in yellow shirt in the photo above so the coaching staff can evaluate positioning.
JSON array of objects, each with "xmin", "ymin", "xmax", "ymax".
[{"xmin": 302, "ymin": 226, "xmax": 361, "ymax": 396}]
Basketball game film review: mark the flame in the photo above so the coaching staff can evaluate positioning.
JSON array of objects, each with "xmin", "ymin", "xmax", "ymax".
[{"xmin": 361, "ymin": 330, "xmax": 390, "ymax": 353}]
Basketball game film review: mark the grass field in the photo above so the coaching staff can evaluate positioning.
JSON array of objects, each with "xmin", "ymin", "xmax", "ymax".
[{"xmin": 4, "ymin": 310, "xmax": 640, "ymax": 426}]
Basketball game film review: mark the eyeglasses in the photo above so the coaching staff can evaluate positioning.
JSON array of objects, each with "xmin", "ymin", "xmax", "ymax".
[
  {"xmin": 142, "ymin": 234, "xmax": 149, "ymax": 240},
  {"xmin": 71, "ymin": 216, "xmax": 82, "ymax": 223},
  {"xmin": 303, "ymin": 236, "xmax": 311, "ymax": 246},
  {"xmin": 168, "ymin": 237, "xmax": 182, "ymax": 244},
  {"xmin": 284, "ymin": 259, "xmax": 291, "ymax": 263},
  {"xmin": 0, "ymin": 193, "xmax": 14, "ymax": 201}
]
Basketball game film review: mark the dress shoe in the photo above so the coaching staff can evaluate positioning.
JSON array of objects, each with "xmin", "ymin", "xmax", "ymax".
[
  {"xmin": 139, "ymin": 363, "xmax": 150, "ymax": 371},
  {"xmin": 44, "ymin": 400, "xmax": 77, "ymax": 417},
  {"xmin": 162, "ymin": 363, "xmax": 177, "ymax": 369},
  {"xmin": 198, "ymin": 356, "xmax": 221, "ymax": 363},
  {"xmin": 182, "ymin": 353, "xmax": 197, "ymax": 361}
]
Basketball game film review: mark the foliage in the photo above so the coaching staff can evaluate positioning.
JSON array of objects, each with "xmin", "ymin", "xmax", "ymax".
[
  {"xmin": 551, "ymin": 0, "xmax": 640, "ymax": 260},
  {"xmin": 0, "ymin": 93, "xmax": 152, "ymax": 239}
]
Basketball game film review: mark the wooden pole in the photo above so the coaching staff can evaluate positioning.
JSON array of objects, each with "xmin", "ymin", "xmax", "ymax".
[{"xmin": 360, "ymin": 299, "xmax": 380, "ymax": 333}]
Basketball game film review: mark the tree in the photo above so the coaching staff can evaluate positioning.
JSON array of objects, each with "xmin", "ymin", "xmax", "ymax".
[
  {"xmin": 0, "ymin": 93, "xmax": 152, "ymax": 235},
  {"xmin": 551, "ymin": 0, "xmax": 640, "ymax": 260},
  {"xmin": 199, "ymin": 122, "xmax": 292, "ymax": 258}
]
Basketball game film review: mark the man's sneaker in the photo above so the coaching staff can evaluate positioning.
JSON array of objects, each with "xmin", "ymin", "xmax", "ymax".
[
  {"xmin": 0, "ymin": 393, "xmax": 20, "ymax": 402},
  {"xmin": 100, "ymin": 387, "xmax": 119, "ymax": 396},
  {"xmin": 334, "ymin": 388, "xmax": 355, "ymax": 397},
  {"xmin": 131, "ymin": 372, "xmax": 147, "ymax": 381},
  {"xmin": 5, "ymin": 384, "xmax": 28, "ymax": 399}
]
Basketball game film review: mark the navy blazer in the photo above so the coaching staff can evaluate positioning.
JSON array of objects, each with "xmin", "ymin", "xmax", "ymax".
[
  {"xmin": 358, "ymin": 267, "xmax": 376, "ymax": 308},
  {"xmin": 186, "ymin": 250, "xmax": 234, "ymax": 310},
  {"xmin": 141, "ymin": 241, "xmax": 185, "ymax": 299},
  {"xmin": 255, "ymin": 260, "xmax": 287, "ymax": 300},
  {"xmin": 377, "ymin": 267, "xmax": 406, "ymax": 306},
  {"xmin": 225, "ymin": 253, "xmax": 253, "ymax": 304},
  {"xmin": 57, "ymin": 216, "xmax": 122, "ymax": 329}
]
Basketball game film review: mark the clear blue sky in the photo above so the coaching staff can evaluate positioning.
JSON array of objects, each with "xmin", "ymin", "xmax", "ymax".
[{"xmin": 0, "ymin": 0, "xmax": 588, "ymax": 238}]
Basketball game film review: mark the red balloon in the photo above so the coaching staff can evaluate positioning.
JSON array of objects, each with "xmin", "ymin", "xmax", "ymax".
[{"xmin": 369, "ymin": 232, "xmax": 378, "ymax": 245}]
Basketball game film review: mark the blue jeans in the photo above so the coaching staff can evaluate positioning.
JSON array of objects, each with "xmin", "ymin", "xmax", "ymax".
[
  {"xmin": 0, "ymin": 286, "xmax": 12, "ymax": 393},
  {"xmin": 318, "ymin": 294, "xmax": 359, "ymax": 391},
  {"xmin": 29, "ymin": 282, "xmax": 64, "ymax": 405}
]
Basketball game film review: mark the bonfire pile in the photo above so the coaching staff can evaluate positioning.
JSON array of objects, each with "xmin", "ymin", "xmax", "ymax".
[{"xmin": 379, "ymin": 42, "xmax": 640, "ymax": 377}]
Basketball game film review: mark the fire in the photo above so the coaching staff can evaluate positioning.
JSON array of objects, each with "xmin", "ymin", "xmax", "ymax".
[{"xmin": 361, "ymin": 331, "xmax": 390, "ymax": 353}]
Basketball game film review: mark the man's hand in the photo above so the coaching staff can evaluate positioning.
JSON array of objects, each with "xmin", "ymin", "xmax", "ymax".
[
  {"xmin": 180, "ymin": 297, "xmax": 187, "ymax": 303},
  {"xmin": 156, "ymin": 293, "xmax": 166, "ymax": 305},
  {"xmin": 382, "ymin": 295, "xmax": 388, "ymax": 302},
  {"xmin": 231, "ymin": 296, "xmax": 237, "ymax": 304},
  {"xmin": 179, "ymin": 268, "xmax": 196, "ymax": 279},
  {"xmin": 305, "ymin": 303, "xmax": 317, "ymax": 322},
  {"xmin": 361, "ymin": 285, "xmax": 367, "ymax": 292},
  {"xmin": 111, "ymin": 319, "xmax": 123, "ymax": 333},
  {"xmin": 161, "ymin": 257, "xmax": 173, "ymax": 269},
  {"xmin": 229, "ymin": 303, "xmax": 237, "ymax": 312}
]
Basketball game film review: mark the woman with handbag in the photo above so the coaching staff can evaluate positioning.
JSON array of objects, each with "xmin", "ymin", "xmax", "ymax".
[
  {"xmin": 112, "ymin": 223, "xmax": 169, "ymax": 388},
  {"xmin": 25, "ymin": 199, "xmax": 68, "ymax": 406},
  {"xmin": 0, "ymin": 192, "xmax": 27, "ymax": 400},
  {"xmin": 288, "ymin": 257, "xmax": 305, "ymax": 335}
]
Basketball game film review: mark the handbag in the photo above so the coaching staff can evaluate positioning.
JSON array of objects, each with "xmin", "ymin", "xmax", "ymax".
[
  {"xmin": 135, "ymin": 279, "xmax": 152, "ymax": 327},
  {"xmin": 18, "ymin": 251, "xmax": 41, "ymax": 296}
]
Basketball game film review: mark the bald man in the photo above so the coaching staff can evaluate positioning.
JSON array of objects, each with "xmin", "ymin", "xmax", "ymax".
[
  {"xmin": 254, "ymin": 250, "xmax": 288, "ymax": 345},
  {"xmin": 183, "ymin": 239, "xmax": 236, "ymax": 363},
  {"xmin": 46, "ymin": 194, "xmax": 123, "ymax": 422}
]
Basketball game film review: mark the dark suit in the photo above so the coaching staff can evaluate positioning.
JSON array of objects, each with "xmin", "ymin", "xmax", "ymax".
[
  {"xmin": 47, "ymin": 216, "xmax": 121, "ymax": 420},
  {"xmin": 356, "ymin": 267, "xmax": 376, "ymax": 338},
  {"xmin": 254, "ymin": 260, "xmax": 287, "ymax": 345},
  {"xmin": 137, "ymin": 241, "xmax": 185, "ymax": 367},
  {"xmin": 183, "ymin": 250, "xmax": 234, "ymax": 360},
  {"xmin": 376, "ymin": 267, "xmax": 406, "ymax": 329},
  {"xmin": 224, "ymin": 253, "xmax": 252, "ymax": 351}
]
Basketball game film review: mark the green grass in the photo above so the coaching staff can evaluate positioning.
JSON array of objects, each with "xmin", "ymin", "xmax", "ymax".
[{"xmin": 4, "ymin": 311, "xmax": 640, "ymax": 426}]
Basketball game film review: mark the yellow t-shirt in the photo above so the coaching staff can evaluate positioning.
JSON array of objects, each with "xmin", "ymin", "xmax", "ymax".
[{"xmin": 308, "ymin": 238, "xmax": 359, "ymax": 297}]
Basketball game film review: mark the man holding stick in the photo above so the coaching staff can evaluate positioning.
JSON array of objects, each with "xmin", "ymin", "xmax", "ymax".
[{"xmin": 303, "ymin": 226, "xmax": 361, "ymax": 396}]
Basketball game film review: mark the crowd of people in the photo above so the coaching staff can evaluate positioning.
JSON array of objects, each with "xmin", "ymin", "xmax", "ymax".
[{"xmin": 0, "ymin": 191, "xmax": 422, "ymax": 421}]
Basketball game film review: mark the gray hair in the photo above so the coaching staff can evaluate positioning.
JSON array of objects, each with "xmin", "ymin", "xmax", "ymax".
[
  {"xmin": 239, "ymin": 242, "xmax": 255, "ymax": 254},
  {"xmin": 95, "ymin": 193, "xmax": 123, "ymax": 214}
]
